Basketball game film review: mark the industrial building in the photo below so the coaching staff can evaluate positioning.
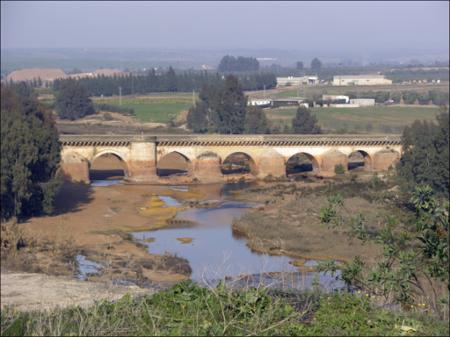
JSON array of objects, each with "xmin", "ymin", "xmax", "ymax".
[
  {"xmin": 332, "ymin": 75, "xmax": 392, "ymax": 86},
  {"xmin": 276, "ymin": 76, "xmax": 319, "ymax": 87},
  {"xmin": 349, "ymin": 98, "xmax": 375, "ymax": 107}
]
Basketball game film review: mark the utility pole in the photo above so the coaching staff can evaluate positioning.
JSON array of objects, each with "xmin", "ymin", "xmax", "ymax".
[
  {"xmin": 192, "ymin": 89, "xmax": 196, "ymax": 106},
  {"xmin": 263, "ymin": 85, "xmax": 266, "ymax": 99},
  {"xmin": 119, "ymin": 86, "xmax": 122, "ymax": 106}
]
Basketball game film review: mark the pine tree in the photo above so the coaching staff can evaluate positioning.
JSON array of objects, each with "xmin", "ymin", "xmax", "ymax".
[
  {"xmin": 214, "ymin": 75, "xmax": 247, "ymax": 134},
  {"xmin": 55, "ymin": 79, "xmax": 95, "ymax": 120},
  {"xmin": 292, "ymin": 106, "xmax": 321, "ymax": 134},
  {"xmin": 1, "ymin": 83, "xmax": 61, "ymax": 220},
  {"xmin": 245, "ymin": 106, "xmax": 269, "ymax": 134}
]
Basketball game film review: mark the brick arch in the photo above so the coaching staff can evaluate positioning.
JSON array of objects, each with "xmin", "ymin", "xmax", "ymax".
[
  {"xmin": 285, "ymin": 152, "xmax": 320, "ymax": 175},
  {"xmin": 348, "ymin": 150, "xmax": 372, "ymax": 171},
  {"xmin": 91, "ymin": 150, "xmax": 130, "ymax": 177},
  {"xmin": 221, "ymin": 151, "xmax": 258, "ymax": 176},
  {"xmin": 157, "ymin": 151, "xmax": 192, "ymax": 177}
]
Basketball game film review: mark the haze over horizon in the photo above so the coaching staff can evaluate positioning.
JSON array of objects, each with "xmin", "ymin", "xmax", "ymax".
[{"xmin": 2, "ymin": 1, "xmax": 449, "ymax": 61}]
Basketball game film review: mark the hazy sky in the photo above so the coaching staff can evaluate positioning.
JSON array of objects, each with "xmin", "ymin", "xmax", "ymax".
[{"xmin": 2, "ymin": 1, "xmax": 449, "ymax": 54}]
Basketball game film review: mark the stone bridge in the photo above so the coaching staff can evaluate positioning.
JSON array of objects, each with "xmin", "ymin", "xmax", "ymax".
[{"xmin": 59, "ymin": 134, "xmax": 402, "ymax": 184}]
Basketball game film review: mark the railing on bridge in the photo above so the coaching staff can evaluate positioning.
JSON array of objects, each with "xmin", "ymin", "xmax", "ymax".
[{"xmin": 59, "ymin": 134, "xmax": 402, "ymax": 147}]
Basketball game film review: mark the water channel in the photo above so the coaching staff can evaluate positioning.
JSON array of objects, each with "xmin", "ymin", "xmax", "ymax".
[{"xmin": 90, "ymin": 179, "xmax": 344, "ymax": 291}]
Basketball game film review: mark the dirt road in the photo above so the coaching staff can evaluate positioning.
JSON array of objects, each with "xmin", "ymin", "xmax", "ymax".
[{"xmin": 1, "ymin": 272, "xmax": 151, "ymax": 311}]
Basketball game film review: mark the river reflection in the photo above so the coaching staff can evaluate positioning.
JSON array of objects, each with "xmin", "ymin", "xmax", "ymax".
[{"xmin": 132, "ymin": 183, "xmax": 345, "ymax": 291}]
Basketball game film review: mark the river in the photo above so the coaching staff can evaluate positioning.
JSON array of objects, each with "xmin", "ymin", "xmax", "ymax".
[{"xmin": 88, "ymin": 179, "xmax": 344, "ymax": 291}]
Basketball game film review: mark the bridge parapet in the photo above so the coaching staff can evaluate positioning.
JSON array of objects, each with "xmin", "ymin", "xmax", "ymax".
[{"xmin": 60, "ymin": 134, "xmax": 401, "ymax": 147}]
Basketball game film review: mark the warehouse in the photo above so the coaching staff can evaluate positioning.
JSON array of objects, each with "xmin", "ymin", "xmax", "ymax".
[{"xmin": 332, "ymin": 75, "xmax": 392, "ymax": 86}]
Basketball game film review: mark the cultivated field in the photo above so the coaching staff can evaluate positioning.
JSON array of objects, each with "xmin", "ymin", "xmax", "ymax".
[
  {"xmin": 93, "ymin": 93, "xmax": 194, "ymax": 123},
  {"xmin": 271, "ymin": 82, "xmax": 450, "ymax": 99},
  {"xmin": 266, "ymin": 105, "xmax": 441, "ymax": 133}
]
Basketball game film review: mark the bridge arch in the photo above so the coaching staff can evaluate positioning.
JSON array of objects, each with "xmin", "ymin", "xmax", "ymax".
[
  {"xmin": 157, "ymin": 151, "xmax": 192, "ymax": 177},
  {"xmin": 221, "ymin": 152, "xmax": 258, "ymax": 176},
  {"xmin": 90, "ymin": 151, "xmax": 129, "ymax": 180},
  {"xmin": 286, "ymin": 152, "xmax": 320, "ymax": 176},
  {"xmin": 347, "ymin": 150, "xmax": 372, "ymax": 171}
]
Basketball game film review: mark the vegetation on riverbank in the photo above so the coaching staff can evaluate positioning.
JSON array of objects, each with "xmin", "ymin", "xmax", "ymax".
[{"xmin": 2, "ymin": 280, "xmax": 448, "ymax": 336}]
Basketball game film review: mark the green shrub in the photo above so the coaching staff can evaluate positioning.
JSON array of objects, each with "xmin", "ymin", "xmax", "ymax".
[{"xmin": 334, "ymin": 164, "xmax": 345, "ymax": 175}]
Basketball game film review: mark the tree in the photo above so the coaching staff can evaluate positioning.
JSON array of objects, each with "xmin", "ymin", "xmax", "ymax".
[
  {"xmin": 187, "ymin": 101, "xmax": 208, "ymax": 133},
  {"xmin": 244, "ymin": 106, "xmax": 269, "ymax": 134},
  {"xmin": 214, "ymin": 75, "xmax": 247, "ymax": 134},
  {"xmin": 310, "ymin": 57, "xmax": 322, "ymax": 73},
  {"xmin": 296, "ymin": 61, "xmax": 304, "ymax": 70},
  {"xmin": 291, "ymin": 106, "xmax": 321, "ymax": 134},
  {"xmin": 55, "ymin": 79, "xmax": 95, "ymax": 120},
  {"xmin": 1, "ymin": 83, "xmax": 61, "ymax": 220},
  {"xmin": 396, "ymin": 110, "xmax": 449, "ymax": 194},
  {"xmin": 186, "ymin": 76, "xmax": 248, "ymax": 134}
]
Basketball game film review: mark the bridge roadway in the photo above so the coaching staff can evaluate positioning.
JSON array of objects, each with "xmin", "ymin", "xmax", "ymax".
[{"xmin": 59, "ymin": 134, "xmax": 402, "ymax": 183}]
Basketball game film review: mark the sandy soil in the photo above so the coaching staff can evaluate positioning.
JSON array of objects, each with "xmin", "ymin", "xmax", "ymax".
[{"xmin": 1, "ymin": 272, "xmax": 151, "ymax": 312}]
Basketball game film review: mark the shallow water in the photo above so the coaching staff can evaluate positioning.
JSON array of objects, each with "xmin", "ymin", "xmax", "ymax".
[
  {"xmin": 76, "ymin": 254, "xmax": 103, "ymax": 280},
  {"xmin": 91, "ymin": 179, "xmax": 123, "ymax": 187},
  {"xmin": 131, "ymin": 183, "xmax": 344, "ymax": 291}
]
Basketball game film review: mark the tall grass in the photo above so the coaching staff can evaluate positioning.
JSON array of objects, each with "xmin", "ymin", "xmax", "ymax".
[{"xmin": 1, "ymin": 280, "xmax": 448, "ymax": 336}]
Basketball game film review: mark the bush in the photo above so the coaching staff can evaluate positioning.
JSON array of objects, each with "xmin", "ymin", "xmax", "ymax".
[
  {"xmin": 334, "ymin": 164, "xmax": 345, "ymax": 175},
  {"xmin": 402, "ymin": 91, "xmax": 418, "ymax": 104},
  {"xmin": 95, "ymin": 103, "xmax": 135, "ymax": 116}
]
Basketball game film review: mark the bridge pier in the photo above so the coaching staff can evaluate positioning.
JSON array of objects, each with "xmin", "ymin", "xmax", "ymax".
[
  {"xmin": 125, "ymin": 140, "xmax": 159, "ymax": 183},
  {"xmin": 193, "ymin": 152, "xmax": 223, "ymax": 183},
  {"xmin": 371, "ymin": 149, "xmax": 400, "ymax": 171},
  {"xmin": 256, "ymin": 150, "xmax": 286, "ymax": 179},
  {"xmin": 59, "ymin": 152, "xmax": 90, "ymax": 184},
  {"xmin": 319, "ymin": 150, "xmax": 348, "ymax": 176}
]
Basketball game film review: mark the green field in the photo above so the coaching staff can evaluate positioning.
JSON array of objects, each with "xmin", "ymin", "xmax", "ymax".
[
  {"xmin": 272, "ymin": 83, "xmax": 449, "ymax": 100},
  {"xmin": 266, "ymin": 105, "xmax": 440, "ymax": 133},
  {"xmin": 93, "ymin": 94, "xmax": 194, "ymax": 123}
]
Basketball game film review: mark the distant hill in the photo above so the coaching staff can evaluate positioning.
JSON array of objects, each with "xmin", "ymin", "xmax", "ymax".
[
  {"xmin": 4, "ymin": 67, "xmax": 125, "ymax": 83},
  {"xmin": 6, "ymin": 68, "xmax": 67, "ymax": 82}
]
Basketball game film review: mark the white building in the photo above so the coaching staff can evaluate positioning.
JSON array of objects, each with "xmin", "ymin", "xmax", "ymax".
[
  {"xmin": 248, "ymin": 99, "xmax": 272, "ymax": 107},
  {"xmin": 322, "ymin": 95, "xmax": 350, "ymax": 103},
  {"xmin": 276, "ymin": 76, "xmax": 319, "ymax": 87},
  {"xmin": 349, "ymin": 98, "xmax": 375, "ymax": 107},
  {"xmin": 332, "ymin": 75, "xmax": 392, "ymax": 86}
]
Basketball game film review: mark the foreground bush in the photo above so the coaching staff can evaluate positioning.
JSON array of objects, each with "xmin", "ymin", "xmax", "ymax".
[{"xmin": 1, "ymin": 281, "xmax": 447, "ymax": 336}]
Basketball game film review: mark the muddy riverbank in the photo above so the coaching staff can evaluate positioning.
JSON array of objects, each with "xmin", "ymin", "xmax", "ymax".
[{"xmin": 231, "ymin": 174, "xmax": 399, "ymax": 264}]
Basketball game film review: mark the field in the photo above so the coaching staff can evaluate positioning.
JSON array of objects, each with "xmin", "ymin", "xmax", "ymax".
[
  {"xmin": 271, "ymin": 82, "xmax": 449, "ymax": 99},
  {"xmin": 93, "ymin": 93, "xmax": 194, "ymax": 123},
  {"xmin": 266, "ymin": 105, "xmax": 441, "ymax": 133}
]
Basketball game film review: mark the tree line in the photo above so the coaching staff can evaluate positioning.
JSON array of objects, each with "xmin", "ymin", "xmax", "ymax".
[
  {"xmin": 52, "ymin": 68, "xmax": 276, "ymax": 97},
  {"xmin": 218, "ymin": 55, "xmax": 260, "ymax": 72}
]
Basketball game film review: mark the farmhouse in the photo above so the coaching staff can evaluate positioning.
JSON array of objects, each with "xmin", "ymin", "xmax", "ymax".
[
  {"xmin": 332, "ymin": 75, "xmax": 392, "ymax": 86},
  {"xmin": 276, "ymin": 76, "xmax": 319, "ymax": 87}
]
